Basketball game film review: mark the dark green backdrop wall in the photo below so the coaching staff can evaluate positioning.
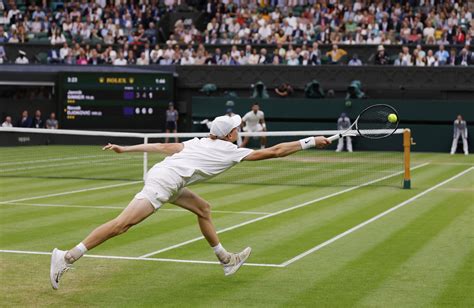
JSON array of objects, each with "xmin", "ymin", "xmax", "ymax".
[{"xmin": 192, "ymin": 97, "xmax": 474, "ymax": 153}]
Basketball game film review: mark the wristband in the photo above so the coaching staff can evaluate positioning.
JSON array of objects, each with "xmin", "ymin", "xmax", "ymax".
[
  {"xmin": 299, "ymin": 137, "xmax": 315, "ymax": 150},
  {"xmin": 262, "ymin": 123, "xmax": 266, "ymax": 129}
]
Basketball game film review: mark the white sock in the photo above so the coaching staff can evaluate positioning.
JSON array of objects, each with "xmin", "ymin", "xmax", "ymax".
[
  {"xmin": 65, "ymin": 242, "xmax": 88, "ymax": 264},
  {"xmin": 212, "ymin": 243, "xmax": 230, "ymax": 263}
]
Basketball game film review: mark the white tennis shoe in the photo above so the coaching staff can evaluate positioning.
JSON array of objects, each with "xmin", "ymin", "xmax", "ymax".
[
  {"xmin": 222, "ymin": 247, "xmax": 252, "ymax": 276},
  {"xmin": 50, "ymin": 248, "xmax": 71, "ymax": 290}
]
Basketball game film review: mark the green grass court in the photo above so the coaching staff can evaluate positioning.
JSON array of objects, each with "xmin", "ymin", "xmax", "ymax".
[{"xmin": 0, "ymin": 146, "xmax": 473, "ymax": 307}]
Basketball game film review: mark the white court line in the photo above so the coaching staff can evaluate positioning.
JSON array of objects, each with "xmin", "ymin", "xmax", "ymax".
[
  {"xmin": 280, "ymin": 166, "xmax": 474, "ymax": 267},
  {"xmin": 138, "ymin": 162, "xmax": 430, "ymax": 258},
  {"xmin": 0, "ymin": 181, "xmax": 143, "ymax": 204},
  {"xmin": 0, "ymin": 249, "xmax": 283, "ymax": 268},
  {"xmin": 0, "ymin": 202, "xmax": 271, "ymax": 215}
]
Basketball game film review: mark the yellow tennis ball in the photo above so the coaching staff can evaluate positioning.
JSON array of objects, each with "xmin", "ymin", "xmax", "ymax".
[{"xmin": 388, "ymin": 113, "xmax": 398, "ymax": 123}]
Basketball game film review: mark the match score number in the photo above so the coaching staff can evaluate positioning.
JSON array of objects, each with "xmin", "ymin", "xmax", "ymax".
[{"xmin": 67, "ymin": 77, "xmax": 78, "ymax": 83}]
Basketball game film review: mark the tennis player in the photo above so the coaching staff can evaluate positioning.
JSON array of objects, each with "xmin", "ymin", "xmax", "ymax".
[
  {"xmin": 50, "ymin": 114, "xmax": 330, "ymax": 289},
  {"xmin": 241, "ymin": 103, "xmax": 267, "ymax": 149}
]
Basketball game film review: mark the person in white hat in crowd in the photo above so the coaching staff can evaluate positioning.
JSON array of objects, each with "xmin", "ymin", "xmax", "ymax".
[
  {"xmin": 450, "ymin": 114, "xmax": 469, "ymax": 155},
  {"xmin": 50, "ymin": 114, "xmax": 331, "ymax": 289},
  {"xmin": 15, "ymin": 50, "xmax": 29, "ymax": 64}
]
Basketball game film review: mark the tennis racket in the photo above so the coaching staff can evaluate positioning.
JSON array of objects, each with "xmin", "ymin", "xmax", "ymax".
[{"xmin": 328, "ymin": 104, "xmax": 399, "ymax": 142}]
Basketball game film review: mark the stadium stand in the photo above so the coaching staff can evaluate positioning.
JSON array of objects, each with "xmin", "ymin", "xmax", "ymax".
[{"xmin": 0, "ymin": 0, "xmax": 472, "ymax": 65}]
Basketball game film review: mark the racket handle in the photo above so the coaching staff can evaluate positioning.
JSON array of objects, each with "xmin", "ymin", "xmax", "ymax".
[{"xmin": 328, "ymin": 134, "xmax": 341, "ymax": 142}]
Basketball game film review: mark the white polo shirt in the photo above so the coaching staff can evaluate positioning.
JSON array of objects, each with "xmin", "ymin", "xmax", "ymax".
[
  {"xmin": 152, "ymin": 137, "xmax": 253, "ymax": 185},
  {"xmin": 243, "ymin": 110, "xmax": 265, "ymax": 131}
]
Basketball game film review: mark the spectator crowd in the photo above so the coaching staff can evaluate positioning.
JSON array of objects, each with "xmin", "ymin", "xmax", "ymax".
[
  {"xmin": 0, "ymin": 0, "xmax": 472, "ymax": 66},
  {"xmin": 2, "ymin": 110, "xmax": 58, "ymax": 129}
]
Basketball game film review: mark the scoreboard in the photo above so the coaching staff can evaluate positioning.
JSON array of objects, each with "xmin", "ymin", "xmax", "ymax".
[{"xmin": 58, "ymin": 72, "xmax": 175, "ymax": 130}]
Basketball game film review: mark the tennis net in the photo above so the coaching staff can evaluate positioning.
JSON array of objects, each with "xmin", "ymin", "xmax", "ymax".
[{"xmin": 0, "ymin": 127, "xmax": 411, "ymax": 188}]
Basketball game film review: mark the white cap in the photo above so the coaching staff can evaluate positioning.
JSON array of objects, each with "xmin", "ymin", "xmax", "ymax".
[{"xmin": 210, "ymin": 115, "xmax": 242, "ymax": 137}]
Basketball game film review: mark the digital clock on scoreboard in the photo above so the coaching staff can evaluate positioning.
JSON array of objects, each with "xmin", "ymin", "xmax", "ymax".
[{"xmin": 58, "ymin": 72, "xmax": 175, "ymax": 130}]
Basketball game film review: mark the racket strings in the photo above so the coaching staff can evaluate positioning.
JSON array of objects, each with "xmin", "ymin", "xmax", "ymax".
[{"xmin": 356, "ymin": 105, "xmax": 399, "ymax": 139}]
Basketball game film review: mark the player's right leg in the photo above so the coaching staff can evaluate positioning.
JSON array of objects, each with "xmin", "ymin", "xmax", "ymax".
[
  {"xmin": 172, "ymin": 188, "xmax": 251, "ymax": 276},
  {"xmin": 50, "ymin": 198, "xmax": 155, "ymax": 289}
]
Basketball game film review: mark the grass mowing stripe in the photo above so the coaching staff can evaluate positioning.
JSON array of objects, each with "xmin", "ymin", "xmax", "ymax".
[
  {"xmin": 358, "ymin": 190, "xmax": 474, "ymax": 307},
  {"xmin": 0, "ymin": 202, "xmax": 271, "ymax": 215},
  {"xmin": 138, "ymin": 163, "xmax": 429, "ymax": 258},
  {"xmin": 433, "ymin": 248, "xmax": 474, "ymax": 306},
  {"xmin": 287, "ymin": 184, "xmax": 472, "ymax": 306},
  {"xmin": 280, "ymin": 166, "xmax": 473, "ymax": 267},
  {"xmin": 0, "ymin": 180, "xmax": 142, "ymax": 203},
  {"xmin": 0, "ymin": 249, "xmax": 283, "ymax": 268}
]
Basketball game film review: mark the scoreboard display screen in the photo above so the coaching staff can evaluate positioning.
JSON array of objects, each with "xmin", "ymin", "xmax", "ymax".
[{"xmin": 58, "ymin": 72, "xmax": 175, "ymax": 130}]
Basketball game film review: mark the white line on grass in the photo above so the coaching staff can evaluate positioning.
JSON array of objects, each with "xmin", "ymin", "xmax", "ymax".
[
  {"xmin": 138, "ymin": 162, "xmax": 430, "ymax": 258},
  {"xmin": 279, "ymin": 166, "xmax": 474, "ymax": 267},
  {"xmin": 0, "ymin": 202, "xmax": 271, "ymax": 215},
  {"xmin": 0, "ymin": 181, "xmax": 143, "ymax": 204},
  {"xmin": 0, "ymin": 249, "xmax": 283, "ymax": 268}
]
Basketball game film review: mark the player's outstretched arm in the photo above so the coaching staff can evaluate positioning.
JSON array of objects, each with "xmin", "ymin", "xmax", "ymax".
[
  {"xmin": 102, "ymin": 143, "xmax": 184, "ymax": 155},
  {"xmin": 243, "ymin": 136, "xmax": 330, "ymax": 161}
]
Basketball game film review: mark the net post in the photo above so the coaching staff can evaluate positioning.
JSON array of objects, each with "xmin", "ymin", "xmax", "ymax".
[
  {"xmin": 403, "ymin": 129, "xmax": 411, "ymax": 189},
  {"xmin": 143, "ymin": 136, "xmax": 148, "ymax": 181}
]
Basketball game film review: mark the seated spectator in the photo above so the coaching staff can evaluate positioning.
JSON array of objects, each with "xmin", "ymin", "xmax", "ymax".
[
  {"xmin": 310, "ymin": 42, "xmax": 322, "ymax": 65},
  {"xmin": 2, "ymin": 116, "xmax": 13, "ymax": 127},
  {"xmin": 136, "ymin": 52, "xmax": 149, "ymax": 65},
  {"xmin": 32, "ymin": 110, "xmax": 44, "ymax": 128},
  {"xmin": 17, "ymin": 110, "xmax": 32, "ymax": 127},
  {"xmin": 248, "ymin": 48, "xmax": 259, "ymax": 65},
  {"xmin": 393, "ymin": 53, "xmax": 404, "ymax": 66},
  {"xmin": 435, "ymin": 45, "xmax": 449, "ymax": 65},
  {"xmin": 51, "ymin": 29, "xmax": 66, "ymax": 45},
  {"xmin": 180, "ymin": 51, "xmax": 195, "ymax": 65},
  {"xmin": 447, "ymin": 48, "xmax": 457, "ymax": 66},
  {"xmin": 258, "ymin": 48, "xmax": 269, "ymax": 64},
  {"xmin": 457, "ymin": 48, "xmax": 472, "ymax": 66},
  {"xmin": 414, "ymin": 50, "xmax": 426, "ymax": 67},
  {"xmin": 0, "ymin": 26, "xmax": 9, "ymax": 43},
  {"xmin": 113, "ymin": 51, "xmax": 127, "ymax": 66},
  {"xmin": 88, "ymin": 49, "xmax": 103, "ymax": 65},
  {"xmin": 287, "ymin": 53, "xmax": 299, "ymax": 66},
  {"xmin": 46, "ymin": 112, "xmax": 58, "ymax": 129},
  {"xmin": 326, "ymin": 44, "xmax": 347, "ymax": 64},
  {"xmin": 0, "ymin": 46, "xmax": 6, "ymax": 64},
  {"xmin": 47, "ymin": 49, "xmax": 61, "ymax": 64},
  {"xmin": 426, "ymin": 50, "xmax": 438, "ymax": 67},
  {"xmin": 59, "ymin": 43, "xmax": 70, "ymax": 61},
  {"xmin": 76, "ymin": 50, "xmax": 88, "ymax": 65},
  {"xmin": 400, "ymin": 46, "xmax": 413, "ymax": 66},
  {"xmin": 374, "ymin": 45, "xmax": 390, "ymax": 65},
  {"xmin": 348, "ymin": 54, "xmax": 363, "ymax": 66},
  {"xmin": 15, "ymin": 51, "xmax": 29, "ymax": 64}
]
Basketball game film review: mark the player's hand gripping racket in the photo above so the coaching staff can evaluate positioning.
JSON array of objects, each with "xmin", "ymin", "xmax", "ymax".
[{"xmin": 328, "ymin": 104, "xmax": 399, "ymax": 142}]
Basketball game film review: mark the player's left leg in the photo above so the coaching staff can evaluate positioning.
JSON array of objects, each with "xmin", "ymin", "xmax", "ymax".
[
  {"xmin": 172, "ymin": 188, "xmax": 251, "ymax": 276},
  {"xmin": 50, "ymin": 198, "xmax": 155, "ymax": 289}
]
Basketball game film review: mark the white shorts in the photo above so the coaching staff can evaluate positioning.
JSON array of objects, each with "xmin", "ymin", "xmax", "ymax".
[
  {"xmin": 135, "ymin": 167, "xmax": 185, "ymax": 210},
  {"xmin": 244, "ymin": 124, "xmax": 263, "ymax": 133}
]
